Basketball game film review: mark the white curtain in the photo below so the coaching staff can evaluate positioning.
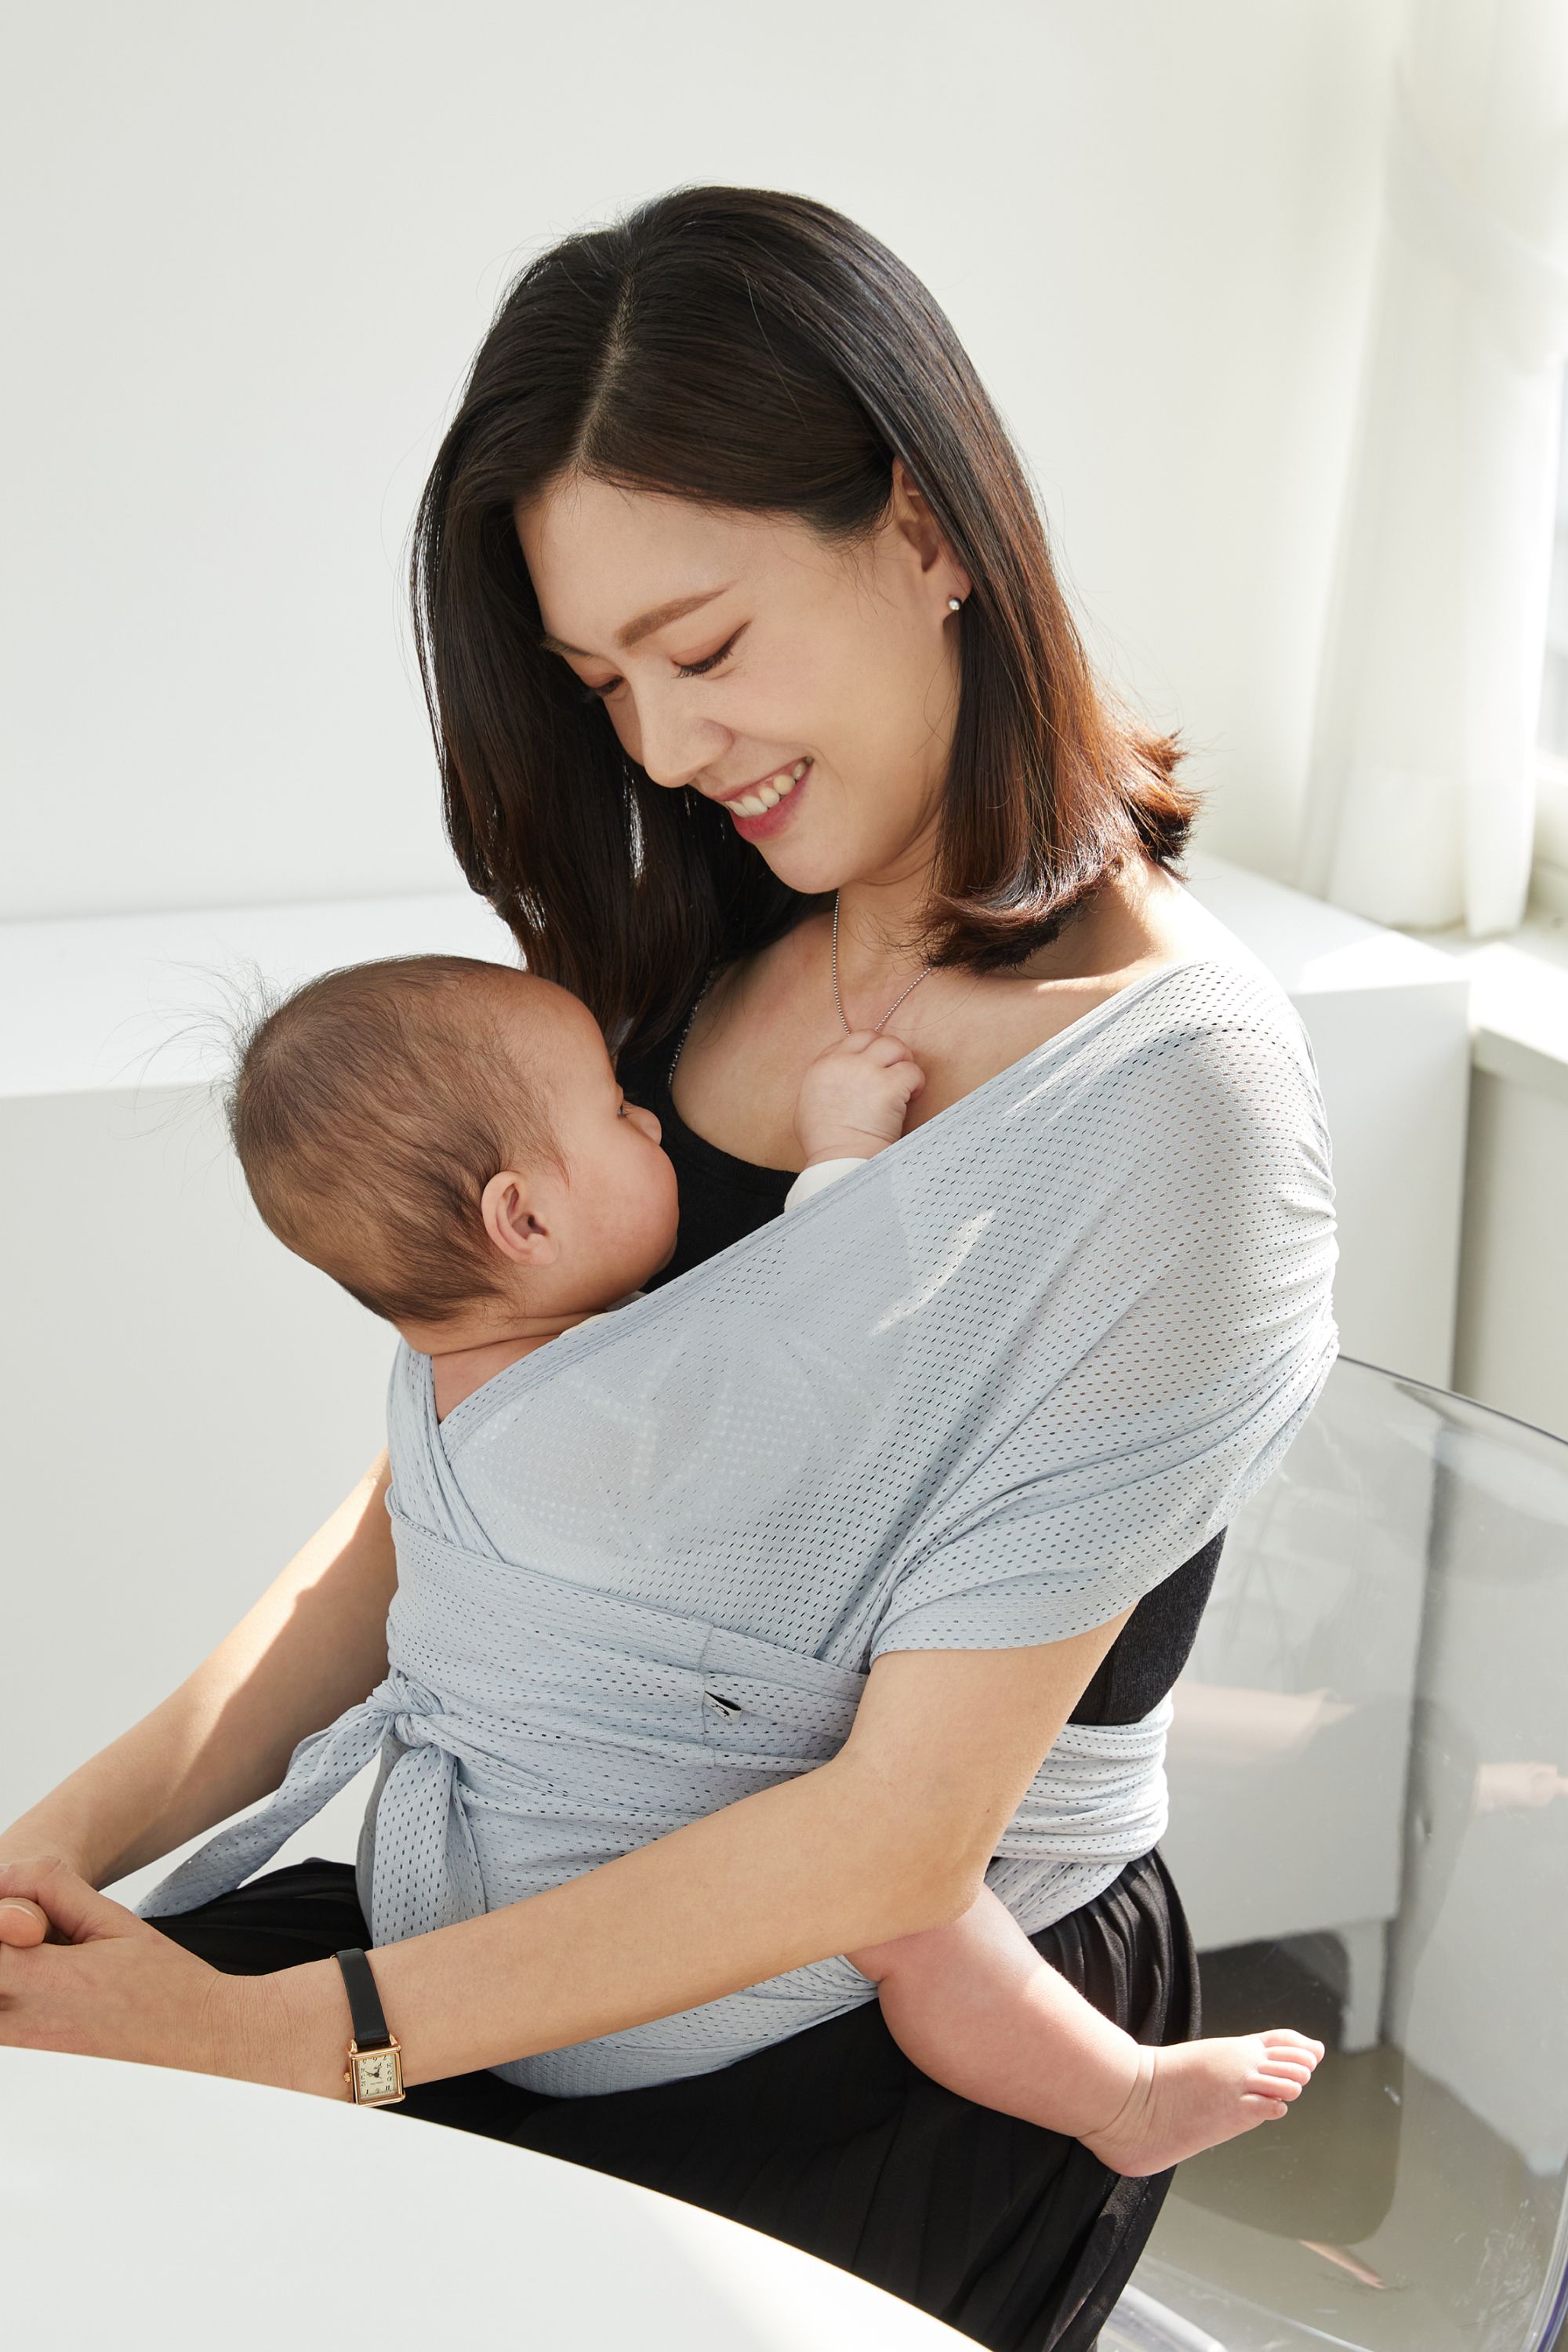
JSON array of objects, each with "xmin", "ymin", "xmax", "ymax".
[{"xmin": 1298, "ymin": 0, "xmax": 1568, "ymax": 938}]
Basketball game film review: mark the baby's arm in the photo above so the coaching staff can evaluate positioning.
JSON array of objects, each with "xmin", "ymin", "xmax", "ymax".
[{"xmin": 849, "ymin": 1886, "xmax": 1323, "ymax": 2178}]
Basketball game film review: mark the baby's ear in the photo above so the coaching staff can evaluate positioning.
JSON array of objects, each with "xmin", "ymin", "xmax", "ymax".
[{"xmin": 480, "ymin": 1170, "xmax": 557, "ymax": 1267}]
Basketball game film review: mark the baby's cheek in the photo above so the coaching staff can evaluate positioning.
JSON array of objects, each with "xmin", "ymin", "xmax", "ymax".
[{"xmin": 648, "ymin": 1151, "xmax": 682, "ymax": 1239}]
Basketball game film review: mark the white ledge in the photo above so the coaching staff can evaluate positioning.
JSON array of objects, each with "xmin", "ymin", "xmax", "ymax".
[
  {"xmin": 0, "ymin": 891, "xmax": 517, "ymax": 1100},
  {"xmin": 1189, "ymin": 860, "xmax": 1568, "ymax": 1109},
  {"xmin": 1404, "ymin": 911, "xmax": 1568, "ymax": 1108},
  {"xmin": 1183, "ymin": 851, "xmax": 1466, "ymax": 998}
]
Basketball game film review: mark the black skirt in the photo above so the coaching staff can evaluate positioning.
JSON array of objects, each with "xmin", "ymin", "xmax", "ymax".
[{"xmin": 150, "ymin": 1849, "xmax": 1196, "ymax": 2352}]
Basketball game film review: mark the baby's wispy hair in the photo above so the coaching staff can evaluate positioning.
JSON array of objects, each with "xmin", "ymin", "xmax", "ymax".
[{"xmin": 227, "ymin": 954, "xmax": 561, "ymax": 1325}]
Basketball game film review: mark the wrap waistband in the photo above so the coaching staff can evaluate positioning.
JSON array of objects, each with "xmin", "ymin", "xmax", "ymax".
[
  {"xmin": 136, "ymin": 1512, "xmax": 1172, "ymax": 1954},
  {"xmin": 385, "ymin": 1513, "xmax": 870, "ymax": 1703}
]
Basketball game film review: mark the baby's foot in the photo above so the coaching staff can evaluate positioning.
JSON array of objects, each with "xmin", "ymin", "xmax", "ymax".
[{"xmin": 1082, "ymin": 2030, "xmax": 1324, "ymax": 2178}]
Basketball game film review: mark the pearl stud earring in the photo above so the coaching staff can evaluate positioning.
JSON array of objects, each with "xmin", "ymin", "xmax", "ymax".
[{"xmin": 948, "ymin": 597, "xmax": 963, "ymax": 612}]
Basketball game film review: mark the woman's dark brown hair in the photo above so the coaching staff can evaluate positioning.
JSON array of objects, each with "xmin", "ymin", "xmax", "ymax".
[{"xmin": 412, "ymin": 184, "xmax": 1197, "ymax": 1051}]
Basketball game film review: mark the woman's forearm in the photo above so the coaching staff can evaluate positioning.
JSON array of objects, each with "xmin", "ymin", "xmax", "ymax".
[
  {"xmin": 263, "ymin": 1624, "xmax": 1129, "ymax": 2100},
  {"xmin": 268, "ymin": 1743, "xmax": 973, "ymax": 2096},
  {"xmin": 0, "ymin": 1632, "xmax": 1126, "ymax": 2096},
  {"xmin": 2, "ymin": 1454, "xmax": 398, "ymax": 1889}
]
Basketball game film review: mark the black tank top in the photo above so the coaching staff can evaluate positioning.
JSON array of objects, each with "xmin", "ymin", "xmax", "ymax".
[{"xmin": 617, "ymin": 1018, "xmax": 1223, "ymax": 1729}]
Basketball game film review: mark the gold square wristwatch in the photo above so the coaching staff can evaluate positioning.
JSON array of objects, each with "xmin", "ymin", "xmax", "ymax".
[{"xmin": 334, "ymin": 1945, "xmax": 406, "ymax": 2106}]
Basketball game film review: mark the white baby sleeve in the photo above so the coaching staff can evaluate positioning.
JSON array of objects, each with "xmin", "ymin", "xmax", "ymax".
[{"xmin": 783, "ymin": 1156, "xmax": 869, "ymax": 1211}]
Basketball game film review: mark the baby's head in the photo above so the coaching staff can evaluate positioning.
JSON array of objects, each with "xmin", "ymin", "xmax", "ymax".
[{"xmin": 228, "ymin": 956, "xmax": 678, "ymax": 1345}]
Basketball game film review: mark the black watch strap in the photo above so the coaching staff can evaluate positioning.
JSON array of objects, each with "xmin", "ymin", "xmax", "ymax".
[{"xmin": 334, "ymin": 1947, "xmax": 393, "ymax": 2049}]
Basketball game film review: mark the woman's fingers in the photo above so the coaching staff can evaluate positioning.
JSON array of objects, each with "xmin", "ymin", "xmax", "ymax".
[
  {"xmin": 0, "ymin": 1899, "xmax": 50, "ymax": 1947},
  {"xmin": 0, "ymin": 1856, "xmax": 133, "ymax": 1945},
  {"xmin": 0, "ymin": 1890, "xmax": 281, "ymax": 2086}
]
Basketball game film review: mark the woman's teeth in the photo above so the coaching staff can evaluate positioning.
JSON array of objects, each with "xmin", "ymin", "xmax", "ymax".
[{"xmin": 728, "ymin": 759, "xmax": 810, "ymax": 818}]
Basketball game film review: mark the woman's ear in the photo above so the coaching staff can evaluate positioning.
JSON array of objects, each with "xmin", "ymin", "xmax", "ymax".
[
  {"xmin": 480, "ymin": 1169, "xmax": 559, "ymax": 1269},
  {"xmin": 888, "ymin": 456, "xmax": 971, "ymax": 608}
]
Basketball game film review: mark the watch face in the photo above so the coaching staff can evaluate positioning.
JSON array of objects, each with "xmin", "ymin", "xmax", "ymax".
[{"xmin": 354, "ymin": 2050, "xmax": 401, "ymax": 2100}]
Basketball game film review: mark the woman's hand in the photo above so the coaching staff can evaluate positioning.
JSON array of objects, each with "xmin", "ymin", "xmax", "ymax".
[
  {"xmin": 0, "ymin": 1857, "xmax": 285, "ymax": 2086},
  {"xmin": 0, "ymin": 1846, "xmax": 85, "ymax": 1947}
]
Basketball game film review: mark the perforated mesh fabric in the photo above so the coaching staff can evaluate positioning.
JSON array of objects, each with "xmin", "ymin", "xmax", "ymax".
[{"xmin": 140, "ymin": 954, "xmax": 1338, "ymax": 2095}]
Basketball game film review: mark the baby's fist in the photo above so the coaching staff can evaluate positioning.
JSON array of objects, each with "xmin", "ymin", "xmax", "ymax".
[{"xmin": 796, "ymin": 1029, "xmax": 926, "ymax": 1165}]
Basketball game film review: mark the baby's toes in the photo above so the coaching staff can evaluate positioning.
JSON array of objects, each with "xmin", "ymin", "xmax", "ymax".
[
  {"xmin": 1255, "ymin": 2071, "xmax": 1307, "ymax": 2102},
  {"xmin": 1263, "ymin": 2029, "xmax": 1324, "ymax": 2060},
  {"xmin": 1262, "ymin": 2053, "xmax": 1319, "ymax": 2084},
  {"xmin": 1241, "ymin": 2079, "xmax": 1307, "ymax": 2117},
  {"xmin": 1242, "ymin": 2091, "xmax": 1292, "ymax": 2122},
  {"xmin": 1258, "ymin": 2033, "xmax": 1323, "ymax": 2080},
  {"xmin": 1245, "ymin": 2044, "xmax": 1314, "ymax": 2097}
]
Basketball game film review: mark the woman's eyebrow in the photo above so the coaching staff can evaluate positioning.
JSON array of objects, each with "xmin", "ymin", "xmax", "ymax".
[{"xmin": 539, "ymin": 583, "xmax": 736, "ymax": 660}]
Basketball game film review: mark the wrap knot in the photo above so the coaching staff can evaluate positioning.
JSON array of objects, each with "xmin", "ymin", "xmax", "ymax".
[{"xmin": 366, "ymin": 1667, "xmax": 444, "ymax": 1747}]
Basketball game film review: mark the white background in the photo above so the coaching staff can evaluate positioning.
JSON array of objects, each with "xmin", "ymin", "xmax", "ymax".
[{"xmin": 3, "ymin": 0, "xmax": 1400, "ymax": 919}]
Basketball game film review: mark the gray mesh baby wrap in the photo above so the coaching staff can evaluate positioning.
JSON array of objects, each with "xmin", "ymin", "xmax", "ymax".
[{"xmin": 140, "ymin": 954, "xmax": 1339, "ymax": 2096}]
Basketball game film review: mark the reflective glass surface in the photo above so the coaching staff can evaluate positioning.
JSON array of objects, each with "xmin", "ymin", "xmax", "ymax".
[{"xmin": 1108, "ymin": 1357, "xmax": 1568, "ymax": 2352}]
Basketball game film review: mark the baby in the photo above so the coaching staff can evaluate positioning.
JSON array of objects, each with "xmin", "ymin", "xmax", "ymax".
[{"xmin": 229, "ymin": 950, "xmax": 1321, "ymax": 2174}]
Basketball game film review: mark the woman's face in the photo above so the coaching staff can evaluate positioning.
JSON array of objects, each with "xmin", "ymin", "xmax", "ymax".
[{"xmin": 514, "ymin": 463, "xmax": 970, "ymax": 896}]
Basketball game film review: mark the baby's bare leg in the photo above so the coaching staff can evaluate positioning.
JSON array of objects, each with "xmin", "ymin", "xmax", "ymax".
[
  {"xmin": 853, "ymin": 1887, "xmax": 1142, "ymax": 2130},
  {"xmin": 851, "ymin": 1886, "xmax": 1323, "ymax": 2177}
]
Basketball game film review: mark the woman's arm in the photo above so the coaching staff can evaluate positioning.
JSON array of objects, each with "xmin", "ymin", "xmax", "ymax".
[
  {"xmin": 267, "ymin": 1610, "xmax": 1132, "ymax": 2092},
  {"xmin": 0, "ymin": 1452, "xmax": 397, "ymax": 1894},
  {"xmin": 0, "ymin": 1613, "xmax": 1129, "ymax": 2089}
]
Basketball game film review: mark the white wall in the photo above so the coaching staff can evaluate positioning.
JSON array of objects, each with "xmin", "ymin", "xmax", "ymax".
[
  {"xmin": 2, "ymin": 0, "xmax": 1401, "ymax": 920},
  {"xmin": 0, "ymin": 1085, "xmax": 391, "ymax": 1838}
]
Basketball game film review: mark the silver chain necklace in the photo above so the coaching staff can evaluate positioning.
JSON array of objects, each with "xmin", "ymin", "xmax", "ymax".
[{"xmin": 831, "ymin": 892, "xmax": 935, "ymax": 1036}]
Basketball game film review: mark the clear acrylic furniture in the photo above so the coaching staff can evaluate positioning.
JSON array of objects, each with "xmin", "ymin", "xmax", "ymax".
[{"xmin": 1105, "ymin": 1356, "xmax": 1568, "ymax": 2352}]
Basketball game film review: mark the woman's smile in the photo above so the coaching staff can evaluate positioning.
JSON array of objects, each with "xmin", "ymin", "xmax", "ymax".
[{"xmin": 717, "ymin": 757, "xmax": 813, "ymax": 839}]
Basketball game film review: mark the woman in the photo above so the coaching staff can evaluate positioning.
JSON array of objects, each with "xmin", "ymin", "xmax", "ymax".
[{"xmin": 0, "ymin": 188, "xmax": 1336, "ymax": 2350}]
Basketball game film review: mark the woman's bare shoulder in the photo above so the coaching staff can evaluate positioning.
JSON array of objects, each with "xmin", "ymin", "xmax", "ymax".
[
  {"xmin": 1018, "ymin": 860, "xmax": 1231, "ymax": 993},
  {"xmin": 895, "ymin": 864, "xmax": 1232, "ymax": 1120}
]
